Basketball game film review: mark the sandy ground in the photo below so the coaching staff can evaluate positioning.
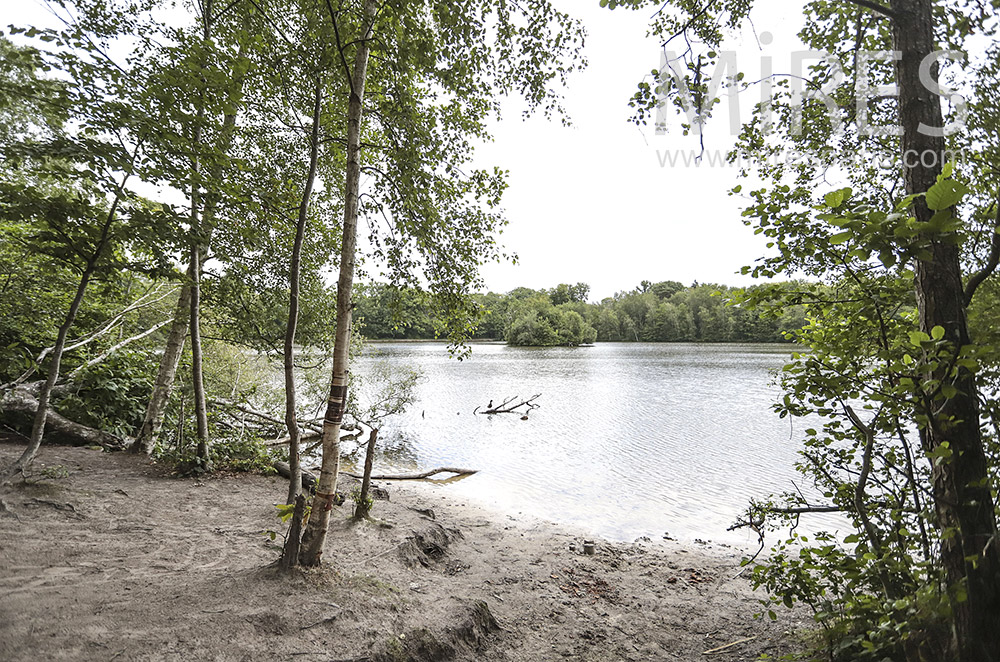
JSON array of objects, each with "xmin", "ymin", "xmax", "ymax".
[{"xmin": 0, "ymin": 440, "xmax": 810, "ymax": 661}]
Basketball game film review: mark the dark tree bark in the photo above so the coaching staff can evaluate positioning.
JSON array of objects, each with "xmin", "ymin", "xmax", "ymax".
[
  {"xmin": 279, "ymin": 494, "xmax": 306, "ymax": 571},
  {"xmin": 283, "ymin": 76, "xmax": 324, "ymax": 507},
  {"xmin": 353, "ymin": 427, "xmax": 378, "ymax": 519},
  {"xmin": 890, "ymin": 1, "xmax": 1000, "ymax": 659}
]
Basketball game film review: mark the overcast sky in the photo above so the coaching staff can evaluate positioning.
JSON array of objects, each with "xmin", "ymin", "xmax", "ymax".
[
  {"xmin": 474, "ymin": 1, "xmax": 809, "ymax": 300},
  {"xmin": 6, "ymin": 0, "xmax": 809, "ymax": 302}
]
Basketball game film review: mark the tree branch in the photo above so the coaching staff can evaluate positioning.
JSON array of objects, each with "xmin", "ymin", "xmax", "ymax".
[
  {"xmin": 964, "ymin": 197, "xmax": 1000, "ymax": 306},
  {"xmin": 66, "ymin": 318, "xmax": 173, "ymax": 381},
  {"xmin": 844, "ymin": 0, "xmax": 896, "ymax": 19}
]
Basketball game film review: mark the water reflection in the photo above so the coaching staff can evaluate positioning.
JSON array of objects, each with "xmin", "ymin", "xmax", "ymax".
[{"xmin": 351, "ymin": 342, "xmax": 844, "ymax": 544}]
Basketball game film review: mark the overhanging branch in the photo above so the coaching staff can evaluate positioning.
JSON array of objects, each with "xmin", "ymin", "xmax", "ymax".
[
  {"xmin": 964, "ymin": 195, "xmax": 1000, "ymax": 306},
  {"xmin": 844, "ymin": 0, "xmax": 896, "ymax": 19}
]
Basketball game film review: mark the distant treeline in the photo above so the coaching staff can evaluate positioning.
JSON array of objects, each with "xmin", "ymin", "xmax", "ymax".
[{"xmin": 355, "ymin": 280, "xmax": 807, "ymax": 346}]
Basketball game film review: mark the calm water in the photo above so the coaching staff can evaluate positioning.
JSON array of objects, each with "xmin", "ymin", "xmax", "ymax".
[{"xmin": 351, "ymin": 342, "xmax": 838, "ymax": 544}]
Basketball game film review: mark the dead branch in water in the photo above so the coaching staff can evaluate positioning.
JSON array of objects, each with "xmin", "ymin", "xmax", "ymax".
[
  {"xmin": 340, "ymin": 467, "xmax": 477, "ymax": 481},
  {"xmin": 474, "ymin": 394, "xmax": 541, "ymax": 416}
]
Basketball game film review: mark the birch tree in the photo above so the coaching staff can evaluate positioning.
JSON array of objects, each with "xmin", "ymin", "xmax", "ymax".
[{"xmin": 293, "ymin": 0, "xmax": 587, "ymax": 567}]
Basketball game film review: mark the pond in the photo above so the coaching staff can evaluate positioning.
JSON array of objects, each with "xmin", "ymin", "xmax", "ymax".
[{"xmin": 350, "ymin": 341, "xmax": 842, "ymax": 544}]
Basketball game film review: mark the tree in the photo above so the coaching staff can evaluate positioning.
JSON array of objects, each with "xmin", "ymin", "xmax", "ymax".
[
  {"xmin": 611, "ymin": 0, "xmax": 1000, "ymax": 658},
  {"xmin": 123, "ymin": 0, "xmax": 256, "ymax": 460},
  {"xmin": 0, "ymin": 24, "xmax": 173, "ymax": 480},
  {"xmin": 294, "ymin": 0, "xmax": 586, "ymax": 567}
]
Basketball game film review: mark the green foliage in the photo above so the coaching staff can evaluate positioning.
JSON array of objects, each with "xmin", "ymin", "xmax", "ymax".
[
  {"xmin": 350, "ymin": 486, "xmax": 374, "ymax": 515},
  {"xmin": 38, "ymin": 464, "xmax": 70, "ymax": 480},
  {"xmin": 728, "ymin": 185, "xmax": 996, "ymax": 661},
  {"xmin": 617, "ymin": 0, "xmax": 1000, "ymax": 657},
  {"xmin": 54, "ymin": 350, "xmax": 157, "ymax": 439},
  {"xmin": 156, "ymin": 432, "xmax": 280, "ymax": 475},
  {"xmin": 506, "ymin": 295, "xmax": 597, "ymax": 347},
  {"xmin": 355, "ymin": 280, "xmax": 804, "ymax": 345}
]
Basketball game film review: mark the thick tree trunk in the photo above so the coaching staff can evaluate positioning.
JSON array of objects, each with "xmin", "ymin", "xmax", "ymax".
[
  {"xmin": 1, "ymin": 387, "xmax": 125, "ymax": 450},
  {"xmin": 890, "ymin": 1, "xmax": 1000, "ymax": 659},
  {"xmin": 298, "ymin": 0, "xmax": 379, "ymax": 567},
  {"xmin": 131, "ymin": 282, "xmax": 191, "ymax": 454},
  {"xmin": 283, "ymin": 77, "xmax": 323, "ymax": 506}
]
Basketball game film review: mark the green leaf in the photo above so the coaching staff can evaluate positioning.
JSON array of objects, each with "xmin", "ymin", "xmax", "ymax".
[
  {"xmin": 925, "ymin": 178, "xmax": 968, "ymax": 211},
  {"xmin": 824, "ymin": 189, "xmax": 848, "ymax": 209},
  {"xmin": 931, "ymin": 325, "xmax": 945, "ymax": 340}
]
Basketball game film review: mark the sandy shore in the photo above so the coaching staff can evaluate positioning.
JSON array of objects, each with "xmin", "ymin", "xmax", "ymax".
[{"xmin": 0, "ymin": 441, "xmax": 808, "ymax": 661}]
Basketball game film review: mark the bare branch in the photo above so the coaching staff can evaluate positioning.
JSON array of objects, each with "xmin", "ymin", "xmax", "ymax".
[
  {"xmin": 66, "ymin": 318, "xmax": 173, "ymax": 381},
  {"xmin": 964, "ymin": 197, "xmax": 1000, "ymax": 306},
  {"xmin": 476, "ymin": 394, "xmax": 541, "ymax": 415}
]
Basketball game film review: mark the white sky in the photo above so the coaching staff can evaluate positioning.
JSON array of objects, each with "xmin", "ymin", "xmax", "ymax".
[
  {"xmin": 5, "ymin": 0, "xmax": 810, "ymax": 302},
  {"xmin": 475, "ymin": 1, "xmax": 809, "ymax": 301}
]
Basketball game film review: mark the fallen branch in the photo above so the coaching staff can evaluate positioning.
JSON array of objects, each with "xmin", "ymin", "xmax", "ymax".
[
  {"xmin": 266, "ymin": 432, "xmax": 323, "ymax": 447},
  {"xmin": 2, "ymin": 285, "xmax": 176, "ymax": 392},
  {"xmin": 702, "ymin": 636, "xmax": 757, "ymax": 655},
  {"xmin": 273, "ymin": 461, "xmax": 318, "ymax": 490},
  {"xmin": 340, "ymin": 467, "xmax": 478, "ymax": 481},
  {"xmin": 0, "ymin": 386, "xmax": 126, "ymax": 450},
  {"xmin": 67, "ymin": 318, "xmax": 173, "ymax": 381},
  {"xmin": 475, "ymin": 394, "xmax": 541, "ymax": 415},
  {"xmin": 209, "ymin": 399, "xmax": 325, "ymax": 438}
]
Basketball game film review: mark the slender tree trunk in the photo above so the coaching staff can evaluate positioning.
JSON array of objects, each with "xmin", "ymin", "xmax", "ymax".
[
  {"xmin": 132, "ymin": 25, "xmax": 246, "ymax": 456},
  {"xmin": 189, "ymin": 241, "xmax": 211, "ymax": 469},
  {"xmin": 130, "ymin": 281, "xmax": 191, "ymax": 455},
  {"xmin": 354, "ymin": 427, "xmax": 378, "ymax": 519},
  {"xmin": 283, "ymin": 76, "xmax": 324, "ymax": 506},
  {"xmin": 279, "ymin": 494, "xmax": 306, "ymax": 571},
  {"xmin": 2, "ymin": 181, "xmax": 129, "ymax": 483},
  {"xmin": 890, "ymin": 1, "xmax": 1000, "ymax": 659},
  {"xmin": 298, "ymin": 0, "xmax": 379, "ymax": 567}
]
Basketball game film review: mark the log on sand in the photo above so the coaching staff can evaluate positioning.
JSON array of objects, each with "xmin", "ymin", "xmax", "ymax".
[
  {"xmin": 1, "ymin": 386, "xmax": 126, "ymax": 450},
  {"xmin": 273, "ymin": 460, "xmax": 318, "ymax": 490}
]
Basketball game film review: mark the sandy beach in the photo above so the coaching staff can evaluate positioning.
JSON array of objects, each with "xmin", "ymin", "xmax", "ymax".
[{"xmin": 0, "ymin": 441, "xmax": 809, "ymax": 661}]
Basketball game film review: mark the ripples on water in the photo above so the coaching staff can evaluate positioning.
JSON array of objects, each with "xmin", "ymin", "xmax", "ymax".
[{"xmin": 353, "ymin": 342, "xmax": 844, "ymax": 544}]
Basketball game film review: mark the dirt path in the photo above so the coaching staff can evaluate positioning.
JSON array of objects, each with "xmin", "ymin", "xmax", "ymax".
[{"xmin": 0, "ymin": 441, "xmax": 808, "ymax": 661}]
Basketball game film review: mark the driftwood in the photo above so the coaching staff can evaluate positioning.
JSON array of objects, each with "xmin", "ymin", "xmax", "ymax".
[
  {"xmin": 474, "ymin": 394, "xmax": 540, "ymax": 416},
  {"xmin": 266, "ymin": 431, "xmax": 323, "ymax": 447},
  {"xmin": 0, "ymin": 386, "xmax": 126, "ymax": 450},
  {"xmin": 273, "ymin": 460, "xmax": 318, "ymax": 490},
  {"xmin": 341, "ymin": 467, "xmax": 477, "ymax": 481}
]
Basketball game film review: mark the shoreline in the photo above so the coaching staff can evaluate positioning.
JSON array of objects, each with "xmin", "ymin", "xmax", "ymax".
[{"xmin": 0, "ymin": 441, "xmax": 809, "ymax": 661}]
